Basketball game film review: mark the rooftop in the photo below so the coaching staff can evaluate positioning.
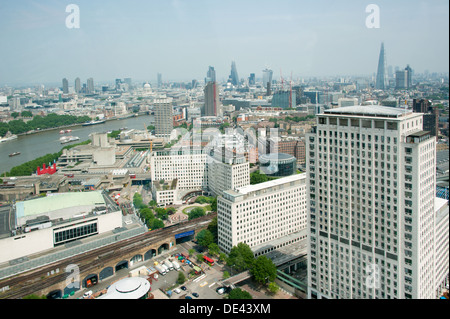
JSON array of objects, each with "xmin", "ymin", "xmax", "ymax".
[
  {"xmin": 225, "ymin": 173, "xmax": 306, "ymax": 198},
  {"xmin": 15, "ymin": 191, "xmax": 106, "ymax": 225},
  {"xmin": 324, "ymin": 105, "xmax": 412, "ymax": 118}
]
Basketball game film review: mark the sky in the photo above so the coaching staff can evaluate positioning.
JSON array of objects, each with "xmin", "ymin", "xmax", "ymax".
[{"xmin": 0, "ymin": 0, "xmax": 448, "ymax": 86}]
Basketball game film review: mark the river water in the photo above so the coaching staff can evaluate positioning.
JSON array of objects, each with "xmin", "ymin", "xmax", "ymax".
[{"xmin": 0, "ymin": 115, "xmax": 155, "ymax": 175}]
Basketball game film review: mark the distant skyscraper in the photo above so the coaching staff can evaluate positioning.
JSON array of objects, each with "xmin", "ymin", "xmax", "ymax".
[
  {"xmin": 62, "ymin": 78, "xmax": 69, "ymax": 94},
  {"xmin": 206, "ymin": 66, "xmax": 216, "ymax": 83},
  {"xmin": 124, "ymin": 78, "xmax": 132, "ymax": 90},
  {"xmin": 157, "ymin": 73, "xmax": 162, "ymax": 88},
  {"xmin": 229, "ymin": 61, "xmax": 239, "ymax": 86},
  {"xmin": 154, "ymin": 97, "xmax": 173, "ymax": 141},
  {"xmin": 262, "ymin": 68, "xmax": 273, "ymax": 95},
  {"xmin": 86, "ymin": 78, "xmax": 94, "ymax": 94},
  {"xmin": 375, "ymin": 43, "xmax": 388, "ymax": 90},
  {"xmin": 74, "ymin": 77, "xmax": 81, "ymax": 93},
  {"xmin": 204, "ymin": 81, "xmax": 221, "ymax": 117},
  {"xmin": 395, "ymin": 65, "xmax": 412, "ymax": 90},
  {"xmin": 248, "ymin": 73, "xmax": 256, "ymax": 86}
]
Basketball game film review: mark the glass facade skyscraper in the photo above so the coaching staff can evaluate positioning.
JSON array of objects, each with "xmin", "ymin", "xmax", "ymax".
[{"xmin": 375, "ymin": 43, "xmax": 388, "ymax": 90}]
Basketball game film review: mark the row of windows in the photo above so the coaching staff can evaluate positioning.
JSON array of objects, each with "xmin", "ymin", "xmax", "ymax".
[{"xmin": 54, "ymin": 222, "xmax": 98, "ymax": 245}]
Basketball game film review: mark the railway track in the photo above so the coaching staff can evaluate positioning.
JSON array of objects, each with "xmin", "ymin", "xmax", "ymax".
[{"xmin": 0, "ymin": 213, "xmax": 215, "ymax": 299}]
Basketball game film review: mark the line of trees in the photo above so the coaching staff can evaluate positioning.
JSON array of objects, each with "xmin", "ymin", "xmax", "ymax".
[{"xmin": 1, "ymin": 113, "xmax": 91, "ymax": 136}]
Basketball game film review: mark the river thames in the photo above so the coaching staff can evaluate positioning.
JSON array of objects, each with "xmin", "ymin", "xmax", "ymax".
[{"xmin": 0, "ymin": 115, "xmax": 155, "ymax": 175}]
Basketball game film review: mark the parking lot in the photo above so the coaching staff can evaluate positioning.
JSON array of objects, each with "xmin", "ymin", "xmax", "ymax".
[{"xmin": 70, "ymin": 241, "xmax": 229, "ymax": 299}]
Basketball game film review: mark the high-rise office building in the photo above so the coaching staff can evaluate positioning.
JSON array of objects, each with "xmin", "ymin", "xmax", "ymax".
[
  {"xmin": 263, "ymin": 68, "xmax": 273, "ymax": 95},
  {"xmin": 375, "ymin": 43, "xmax": 388, "ymax": 90},
  {"xmin": 229, "ymin": 61, "xmax": 239, "ymax": 86},
  {"xmin": 62, "ymin": 78, "xmax": 69, "ymax": 94},
  {"xmin": 204, "ymin": 81, "xmax": 221, "ymax": 117},
  {"xmin": 74, "ymin": 77, "xmax": 81, "ymax": 93},
  {"xmin": 306, "ymin": 105, "xmax": 448, "ymax": 299},
  {"xmin": 395, "ymin": 65, "xmax": 412, "ymax": 90},
  {"xmin": 413, "ymin": 99, "xmax": 439, "ymax": 139},
  {"xmin": 206, "ymin": 66, "xmax": 216, "ymax": 83},
  {"xmin": 207, "ymin": 147, "xmax": 250, "ymax": 198},
  {"xmin": 86, "ymin": 78, "xmax": 94, "ymax": 94},
  {"xmin": 248, "ymin": 73, "xmax": 256, "ymax": 86},
  {"xmin": 157, "ymin": 73, "xmax": 162, "ymax": 88},
  {"xmin": 154, "ymin": 97, "xmax": 173, "ymax": 141}
]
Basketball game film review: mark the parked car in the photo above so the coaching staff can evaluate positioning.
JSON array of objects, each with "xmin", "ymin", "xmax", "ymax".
[
  {"xmin": 181, "ymin": 286, "xmax": 187, "ymax": 291},
  {"xmin": 83, "ymin": 290, "xmax": 93, "ymax": 298},
  {"xmin": 174, "ymin": 288, "xmax": 181, "ymax": 294},
  {"xmin": 192, "ymin": 292, "xmax": 199, "ymax": 298},
  {"xmin": 185, "ymin": 295, "xmax": 192, "ymax": 299}
]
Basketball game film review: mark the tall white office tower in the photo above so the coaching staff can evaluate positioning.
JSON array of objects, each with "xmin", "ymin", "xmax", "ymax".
[
  {"xmin": 154, "ymin": 97, "xmax": 173, "ymax": 142},
  {"xmin": 306, "ymin": 105, "xmax": 448, "ymax": 299}
]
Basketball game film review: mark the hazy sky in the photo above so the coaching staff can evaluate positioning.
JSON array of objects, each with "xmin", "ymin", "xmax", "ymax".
[{"xmin": 0, "ymin": 0, "xmax": 448, "ymax": 86}]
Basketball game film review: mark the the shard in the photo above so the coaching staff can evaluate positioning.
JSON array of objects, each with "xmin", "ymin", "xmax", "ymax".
[{"xmin": 375, "ymin": 42, "xmax": 388, "ymax": 90}]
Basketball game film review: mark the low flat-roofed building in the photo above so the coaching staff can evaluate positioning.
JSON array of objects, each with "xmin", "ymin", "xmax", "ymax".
[{"xmin": 0, "ymin": 191, "xmax": 122, "ymax": 264}]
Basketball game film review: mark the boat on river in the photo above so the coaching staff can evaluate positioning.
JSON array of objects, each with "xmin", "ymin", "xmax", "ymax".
[
  {"xmin": 82, "ymin": 120, "xmax": 106, "ymax": 126},
  {"xmin": 9, "ymin": 152, "xmax": 21, "ymax": 157},
  {"xmin": 60, "ymin": 136, "xmax": 80, "ymax": 144}
]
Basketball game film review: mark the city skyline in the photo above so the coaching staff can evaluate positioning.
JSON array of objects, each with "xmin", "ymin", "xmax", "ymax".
[{"xmin": 0, "ymin": 0, "xmax": 448, "ymax": 86}]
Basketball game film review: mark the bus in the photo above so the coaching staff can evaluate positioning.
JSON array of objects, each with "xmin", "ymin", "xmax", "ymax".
[{"xmin": 203, "ymin": 255, "xmax": 215, "ymax": 266}]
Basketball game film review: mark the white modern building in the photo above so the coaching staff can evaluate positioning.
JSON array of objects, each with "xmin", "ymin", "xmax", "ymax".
[
  {"xmin": 306, "ymin": 105, "xmax": 449, "ymax": 299},
  {"xmin": 154, "ymin": 97, "xmax": 173, "ymax": 142},
  {"xmin": 0, "ymin": 191, "xmax": 122, "ymax": 264},
  {"xmin": 206, "ymin": 146, "xmax": 250, "ymax": 197},
  {"xmin": 217, "ymin": 173, "xmax": 308, "ymax": 255},
  {"xmin": 150, "ymin": 148, "xmax": 207, "ymax": 192}
]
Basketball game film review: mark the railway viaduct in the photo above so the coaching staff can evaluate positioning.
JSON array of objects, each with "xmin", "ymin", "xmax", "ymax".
[{"xmin": 0, "ymin": 214, "xmax": 214, "ymax": 299}]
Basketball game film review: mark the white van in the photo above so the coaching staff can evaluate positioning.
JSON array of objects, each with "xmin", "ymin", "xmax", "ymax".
[{"xmin": 83, "ymin": 290, "xmax": 93, "ymax": 298}]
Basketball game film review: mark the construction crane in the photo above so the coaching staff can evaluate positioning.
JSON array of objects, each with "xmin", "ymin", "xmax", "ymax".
[
  {"xmin": 280, "ymin": 69, "xmax": 284, "ymax": 90},
  {"xmin": 289, "ymin": 71, "xmax": 293, "ymax": 108}
]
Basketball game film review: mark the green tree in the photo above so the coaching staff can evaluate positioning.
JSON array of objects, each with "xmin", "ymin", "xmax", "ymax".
[
  {"xmin": 207, "ymin": 216, "xmax": 218, "ymax": 243},
  {"xmin": 149, "ymin": 200, "xmax": 157, "ymax": 207},
  {"xmin": 196, "ymin": 229, "xmax": 214, "ymax": 248},
  {"xmin": 219, "ymin": 253, "xmax": 227, "ymax": 263},
  {"xmin": 20, "ymin": 111, "xmax": 33, "ymax": 117},
  {"xmin": 133, "ymin": 193, "xmax": 145, "ymax": 209},
  {"xmin": 155, "ymin": 207, "xmax": 168, "ymax": 220},
  {"xmin": 177, "ymin": 271, "xmax": 186, "ymax": 284},
  {"xmin": 227, "ymin": 242, "xmax": 255, "ymax": 272},
  {"xmin": 149, "ymin": 218, "xmax": 164, "ymax": 230},
  {"xmin": 227, "ymin": 288, "xmax": 252, "ymax": 299},
  {"xmin": 11, "ymin": 112, "xmax": 20, "ymax": 119},
  {"xmin": 188, "ymin": 207, "xmax": 205, "ymax": 220},
  {"xmin": 188, "ymin": 249, "xmax": 195, "ymax": 257},
  {"xmin": 223, "ymin": 270, "xmax": 230, "ymax": 279},
  {"xmin": 208, "ymin": 242, "xmax": 220, "ymax": 256},
  {"xmin": 267, "ymin": 282, "xmax": 279, "ymax": 294},
  {"xmin": 250, "ymin": 170, "xmax": 269, "ymax": 185},
  {"xmin": 250, "ymin": 255, "xmax": 277, "ymax": 285},
  {"xmin": 210, "ymin": 196, "xmax": 217, "ymax": 212}
]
